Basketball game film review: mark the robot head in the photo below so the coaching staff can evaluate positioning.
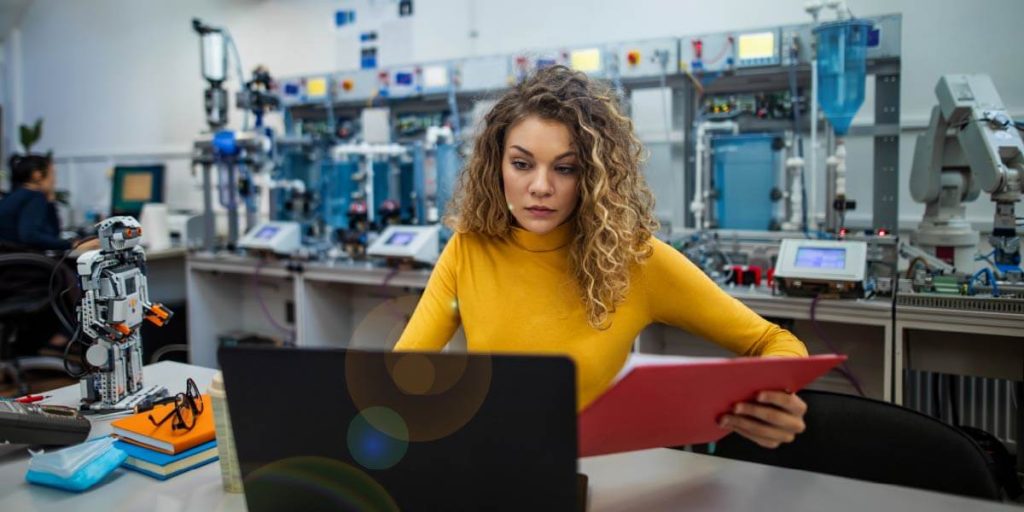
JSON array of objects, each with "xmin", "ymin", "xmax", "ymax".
[{"xmin": 98, "ymin": 216, "xmax": 144, "ymax": 252}]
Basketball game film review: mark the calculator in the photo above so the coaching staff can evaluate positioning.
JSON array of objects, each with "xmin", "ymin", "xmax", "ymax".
[{"xmin": 0, "ymin": 401, "xmax": 91, "ymax": 445}]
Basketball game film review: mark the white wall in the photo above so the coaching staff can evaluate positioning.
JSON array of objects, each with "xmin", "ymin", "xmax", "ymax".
[{"xmin": 7, "ymin": 0, "xmax": 1024, "ymax": 227}]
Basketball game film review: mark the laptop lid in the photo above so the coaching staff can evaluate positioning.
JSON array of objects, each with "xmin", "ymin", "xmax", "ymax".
[{"xmin": 218, "ymin": 346, "xmax": 578, "ymax": 512}]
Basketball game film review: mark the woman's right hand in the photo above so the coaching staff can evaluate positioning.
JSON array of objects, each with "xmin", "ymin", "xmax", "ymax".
[{"xmin": 74, "ymin": 238, "xmax": 101, "ymax": 251}]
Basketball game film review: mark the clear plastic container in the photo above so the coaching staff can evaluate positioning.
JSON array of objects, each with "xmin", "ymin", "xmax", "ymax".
[
  {"xmin": 209, "ymin": 371, "xmax": 244, "ymax": 493},
  {"xmin": 814, "ymin": 19, "xmax": 873, "ymax": 136}
]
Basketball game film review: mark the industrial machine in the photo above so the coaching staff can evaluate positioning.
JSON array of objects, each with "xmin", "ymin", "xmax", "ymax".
[
  {"xmin": 267, "ymin": 70, "xmax": 463, "ymax": 261},
  {"xmin": 237, "ymin": 220, "xmax": 302, "ymax": 255},
  {"xmin": 774, "ymin": 238, "xmax": 868, "ymax": 298},
  {"xmin": 814, "ymin": 17, "xmax": 873, "ymax": 235},
  {"xmin": 75, "ymin": 217, "xmax": 173, "ymax": 409},
  {"xmin": 910, "ymin": 74, "xmax": 1023, "ymax": 279},
  {"xmin": 190, "ymin": 18, "xmax": 276, "ymax": 252},
  {"xmin": 367, "ymin": 225, "xmax": 441, "ymax": 266}
]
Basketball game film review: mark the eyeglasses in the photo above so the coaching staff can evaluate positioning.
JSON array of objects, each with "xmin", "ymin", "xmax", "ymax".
[{"xmin": 148, "ymin": 378, "xmax": 204, "ymax": 431}]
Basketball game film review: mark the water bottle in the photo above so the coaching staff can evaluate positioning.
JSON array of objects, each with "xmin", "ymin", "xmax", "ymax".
[{"xmin": 208, "ymin": 371, "xmax": 243, "ymax": 493}]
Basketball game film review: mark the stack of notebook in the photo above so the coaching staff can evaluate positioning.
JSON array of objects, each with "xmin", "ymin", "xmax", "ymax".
[{"xmin": 111, "ymin": 394, "xmax": 219, "ymax": 480}]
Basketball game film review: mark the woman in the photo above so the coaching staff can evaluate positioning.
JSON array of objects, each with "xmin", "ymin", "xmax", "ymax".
[
  {"xmin": 0, "ymin": 153, "xmax": 95, "ymax": 251},
  {"xmin": 0, "ymin": 153, "xmax": 96, "ymax": 356},
  {"xmin": 395, "ymin": 66, "xmax": 808, "ymax": 449}
]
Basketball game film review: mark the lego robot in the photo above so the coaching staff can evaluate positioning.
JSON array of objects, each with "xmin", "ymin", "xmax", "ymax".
[{"xmin": 76, "ymin": 217, "xmax": 173, "ymax": 409}]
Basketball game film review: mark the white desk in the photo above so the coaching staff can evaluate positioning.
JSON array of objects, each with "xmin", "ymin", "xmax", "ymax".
[{"xmin": 0, "ymin": 362, "xmax": 1017, "ymax": 512}]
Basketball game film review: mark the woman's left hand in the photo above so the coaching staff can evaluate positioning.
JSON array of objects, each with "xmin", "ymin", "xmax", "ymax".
[{"xmin": 719, "ymin": 391, "xmax": 807, "ymax": 449}]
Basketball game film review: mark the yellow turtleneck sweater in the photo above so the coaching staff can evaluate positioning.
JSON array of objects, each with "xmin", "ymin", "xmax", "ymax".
[{"xmin": 394, "ymin": 222, "xmax": 808, "ymax": 410}]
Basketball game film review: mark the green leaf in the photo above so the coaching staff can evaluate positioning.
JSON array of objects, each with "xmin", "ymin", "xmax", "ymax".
[{"xmin": 18, "ymin": 118, "xmax": 44, "ymax": 153}]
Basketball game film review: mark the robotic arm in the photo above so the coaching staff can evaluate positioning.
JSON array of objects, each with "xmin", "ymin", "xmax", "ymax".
[{"xmin": 910, "ymin": 74, "xmax": 1023, "ymax": 276}]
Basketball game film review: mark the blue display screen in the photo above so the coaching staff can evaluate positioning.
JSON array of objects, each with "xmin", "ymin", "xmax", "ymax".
[
  {"xmin": 386, "ymin": 232, "xmax": 416, "ymax": 246},
  {"xmin": 255, "ymin": 226, "xmax": 280, "ymax": 241},
  {"xmin": 395, "ymin": 72, "xmax": 414, "ymax": 85},
  {"xmin": 795, "ymin": 247, "xmax": 846, "ymax": 269}
]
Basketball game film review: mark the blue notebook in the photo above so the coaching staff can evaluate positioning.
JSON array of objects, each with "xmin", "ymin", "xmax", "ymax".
[{"xmin": 115, "ymin": 440, "xmax": 219, "ymax": 480}]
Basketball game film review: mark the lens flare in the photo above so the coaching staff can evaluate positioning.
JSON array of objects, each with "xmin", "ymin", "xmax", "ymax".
[{"xmin": 348, "ymin": 407, "xmax": 409, "ymax": 470}]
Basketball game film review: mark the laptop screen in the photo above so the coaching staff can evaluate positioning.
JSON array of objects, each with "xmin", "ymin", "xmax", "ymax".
[{"xmin": 219, "ymin": 347, "xmax": 578, "ymax": 511}]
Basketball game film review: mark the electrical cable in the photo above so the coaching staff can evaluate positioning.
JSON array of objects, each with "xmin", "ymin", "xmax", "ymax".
[
  {"xmin": 810, "ymin": 295, "xmax": 867, "ymax": 396},
  {"xmin": 48, "ymin": 236, "xmax": 97, "ymax": 340},
  {"xmin": 252, "ymin": 257, "xmax": 296, "ymax": 337},
  {"xmin": 905, "ymin": 256, "xmax": 931, "ymax": 278},
  {"xmin": 381, "ymin": 266, "xmax": 401, "ymax": 288},
  {"xmin": 975, "ymin": 250, "xmax": 1000, "ymax": 277},
  {"xmin": 224, "ymin": 30, "xmax": 250, "ymax": 131},
  {"xmin": 968, "ymin": 267, "xmax": 999, "ymax": 296},
  {"xmin": 63, "ymin": 324, "xmax": 88, "ymax": 378}
]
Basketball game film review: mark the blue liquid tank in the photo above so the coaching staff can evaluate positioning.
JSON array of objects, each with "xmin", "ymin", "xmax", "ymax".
[{"xmin": 814, "ymin": 19, "xmax": 873, "ymax": 136}]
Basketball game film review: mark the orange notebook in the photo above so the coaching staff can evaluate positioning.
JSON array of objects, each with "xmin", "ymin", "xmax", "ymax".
[
  {"xmin": 578, "ymin": 355, "xmax": 846, "ymax": 457},
  {"xmin": 112, "ymin": 394, "xmax": 215, "ymax": 454}
]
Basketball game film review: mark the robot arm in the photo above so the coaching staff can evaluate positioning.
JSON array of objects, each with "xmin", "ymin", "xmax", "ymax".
[
  {"xmin": 909, "ymin": 75, "xmax": 1023, "ymax": 275},
  {"xmin": 940, "ymin": 75, "xmax": 1024, "ymax": 200},
  {"xmin": 144, "ymin": 302, "xmax": 174, "ymax": 327},
  {"xmin": 910, "ymin": 75, "xmax": 1024, "ymax": 204}
]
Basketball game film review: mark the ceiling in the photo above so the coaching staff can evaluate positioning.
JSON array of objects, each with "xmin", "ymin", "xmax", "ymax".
[{"xmin": 0, "ymin": 0, "xmax": 31, "ymax": 44}]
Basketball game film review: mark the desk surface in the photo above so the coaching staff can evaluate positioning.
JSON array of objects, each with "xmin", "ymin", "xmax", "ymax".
[{"xmin": 1, "ymin": 362, "xmax": 1017, "ymax": 512}]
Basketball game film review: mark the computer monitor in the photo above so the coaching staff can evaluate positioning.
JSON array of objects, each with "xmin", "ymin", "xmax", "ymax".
[{"xmin": 111, "ymin": 165, "xmax": 164, "ymax": 217}]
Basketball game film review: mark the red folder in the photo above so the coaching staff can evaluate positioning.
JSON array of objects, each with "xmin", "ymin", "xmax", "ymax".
[{"xmin": 578, "ymin": 354, "xmax": 846, "ymax": 457}]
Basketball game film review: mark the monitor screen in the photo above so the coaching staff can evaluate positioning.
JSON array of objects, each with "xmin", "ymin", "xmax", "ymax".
[
  {"xmin": 794, "ymin": 247, "xmax": 846, "ymax": 269},
  {"xmin": 386, "ymin": 231, "xmax": 416, "ymax": 246},
  {"xmin": 111, "ymin": 165, "xmax": 164, "ymax": 217},
  {"xmin": 122, "ymin": 173, "xmax": 153, "ymax": 202},
  {"xmin": 570, "ymin": 48, "xmax": 602, "ymax": 72},
  {"xmin": 255, "ymin": 226, "xmax": 280, "ymax": 241},
  {"xmin": 395, "ymin": 71, "xmax": 414, "ymax": 86},
  {"xmin": 422, "ymin": 65, "xmax": 448, "ymax": 88},
  {"xmin": 737, "ymin": 31, "xmax": 776, "ymax": 60}
]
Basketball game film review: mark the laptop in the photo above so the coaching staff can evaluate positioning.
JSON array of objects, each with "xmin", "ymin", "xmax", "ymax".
[{"xmin": 218, "ymin": 346, "xmax": 579, "ymax": 511}]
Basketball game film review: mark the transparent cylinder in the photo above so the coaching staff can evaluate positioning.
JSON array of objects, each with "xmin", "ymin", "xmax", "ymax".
[
  {"xmin": 200, "ymin": 32, "xmax": 228, "ymax": 83},
  {"xmin": 814, "ymin": 20, "xmax": 873, "ymax": 136}
]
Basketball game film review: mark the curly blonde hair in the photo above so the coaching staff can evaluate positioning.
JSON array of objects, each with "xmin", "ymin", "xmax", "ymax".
[{"xmin": 445, "ymin": 65, "xmax": 660, "ymax": 329}]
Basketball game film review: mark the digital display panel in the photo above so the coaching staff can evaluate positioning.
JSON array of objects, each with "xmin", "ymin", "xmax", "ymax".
[
  {"xmin": 570, "ymin": 48, "xmax": 602, "ymax": 72},
  {"xmin": 794, "ymin": 247, "xmax": 846, "ymax": 269},
  {"xmin": 737, "ymin": 31, "xmax": 776, "ymax": 60},
  {"xmin": 122, "ymin": 173, "xmax": 154, "ymax": 202},
  {"xmin": 255, "ymin": 226, "xmax": 280, "ymax": 241},
  {"xmin": 386, "ymin": 232, "xmax": 416, "ymax": 246},
  {"xmin": 305, "ymin": 77, "xmax": 327, "ymax": 97},
  {"xmin": 395, "ymin": 71, "xmax": 414, "ymax": 86},
  {"xmin": 422, "ymin": 66, "xmax": 448, "ymax": 88}
]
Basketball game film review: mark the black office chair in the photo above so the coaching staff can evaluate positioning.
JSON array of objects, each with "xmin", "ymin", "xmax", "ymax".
[
  {"xmin": 693, "ymin": 390, "xmax": 1003, "ymax": 500},
  {"xmin": 0, "ymin": 252, "xmax": 76, "ymax": 394}
]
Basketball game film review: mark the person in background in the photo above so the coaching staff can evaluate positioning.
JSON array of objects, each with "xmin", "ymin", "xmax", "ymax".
[
  {"xmin": 395, "ymin": 66, "xmax": 809, "ymax": 449},
  {"xmin": 0, "ymin": 153, "xmax": 97, "ymax": 358},
  {"xmin": 0, "ymin": 153, "xmax": 97, "ymax": 251}
]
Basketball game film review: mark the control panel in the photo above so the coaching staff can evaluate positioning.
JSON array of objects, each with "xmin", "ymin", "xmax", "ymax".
[
  {"xmin": 277, "ymin": 75, "xmax": 331, "ymax": 106},
  {"xmin": 333, "ymin": 69, "xmax": 378, "ymax": 102},
  {"xmin": 774, "ymin": 239, "xmax": 868, "ymax": 298},
  {"xmin": 611, "ymin": 38, "xmax": 679, "ymax": 80}
]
